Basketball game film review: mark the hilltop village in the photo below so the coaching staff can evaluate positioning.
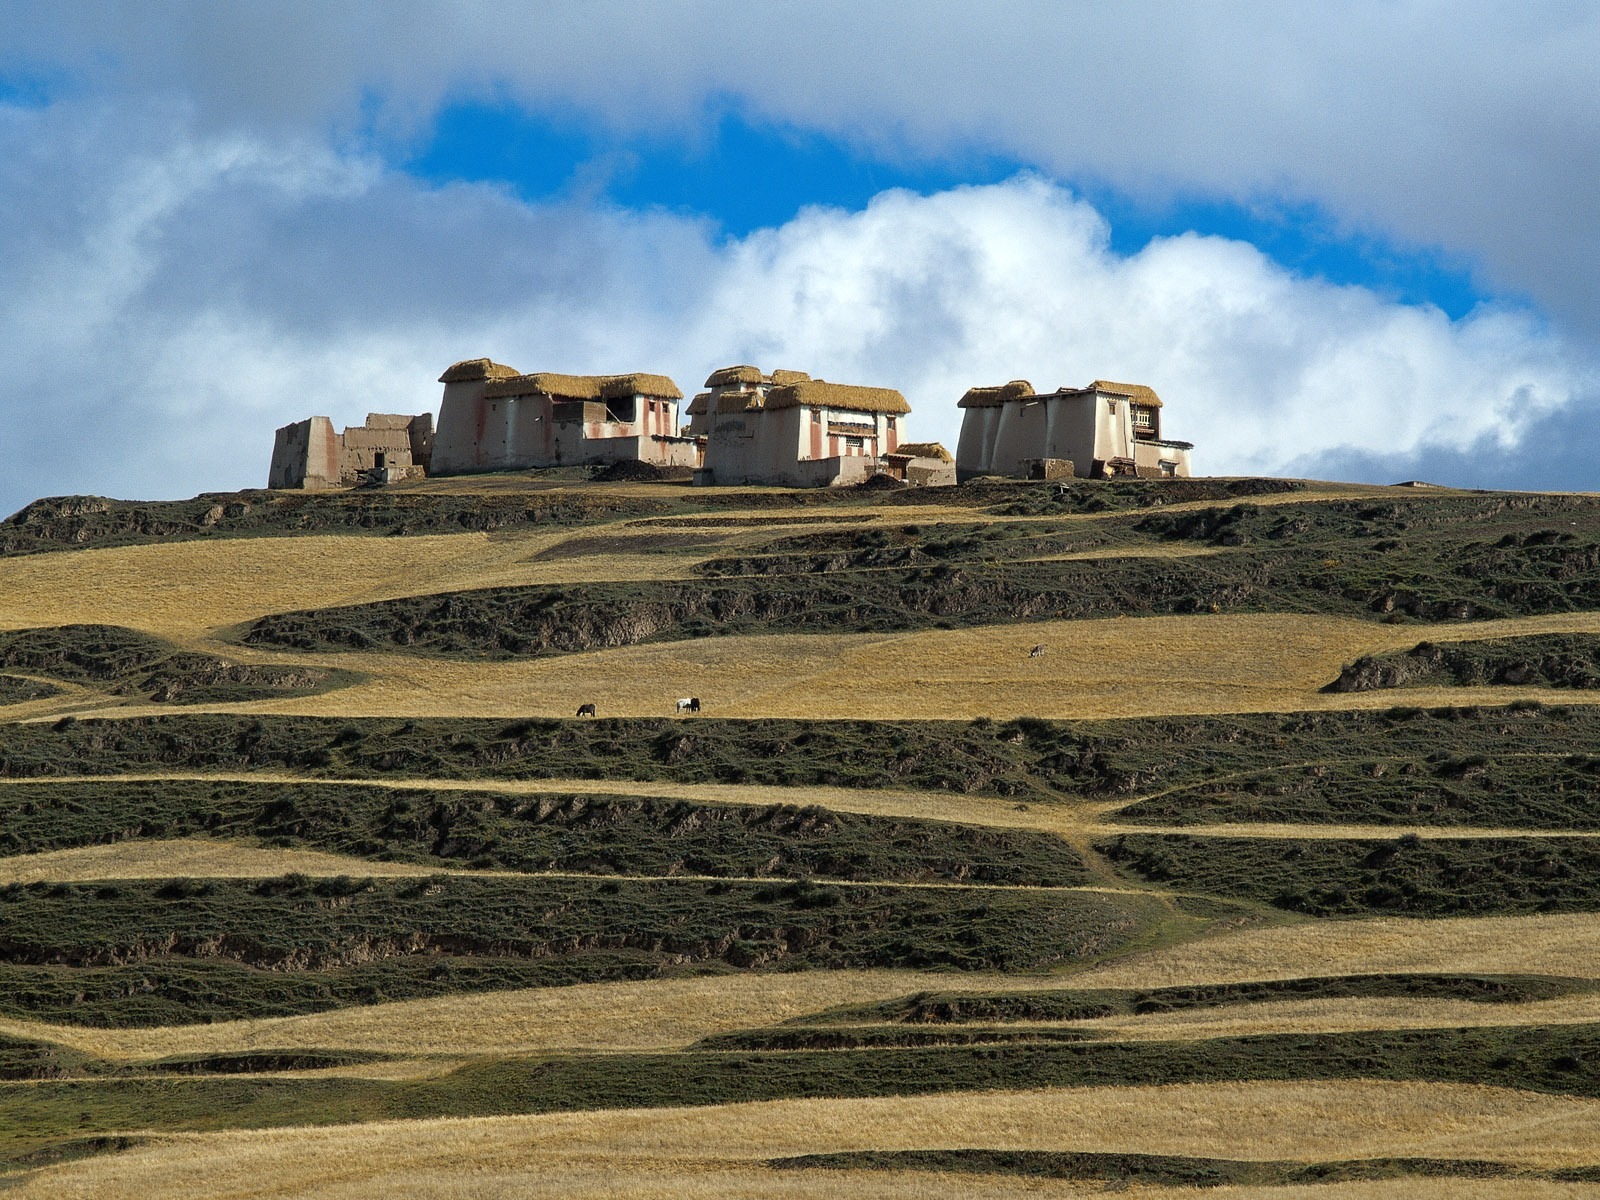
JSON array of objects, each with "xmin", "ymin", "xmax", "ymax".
[{"xmin": 269, "ymin": 360, "xmax": 1195, "ymax": 489}]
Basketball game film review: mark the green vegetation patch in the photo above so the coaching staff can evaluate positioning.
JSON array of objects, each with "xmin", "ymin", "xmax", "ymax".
[
  {"xmin": 0, "ymin": 1031, "xmax": 97, "ymax": 1080},
  {"xmin": 694, "ymin": 1026, "xmax": 1095, "ymax": 1051},
  {"xmin": 0, "ymin": 779, "xmax": 1089, "ymax": 886},
  {"xmin": 0, "ymin": 958, "xmax": 649, "ymax": 1027},
  {"xmin": 769, "ymin": 1149, "xmax": 1526, "ymax": 1187},
  {"xmin": 0, "ymin": 490, "xmax": 673, "ymax": 558},
  {"xmin": 10, "ymin": 1022, "xmax": 1600, "ymax": 1149},
  {"xmin": 6, "ymin": 704, "xmax": 1600, "ymax": 804},
  {"xmin": 0, "ymin": 625, "xmax": 359, "ymax": 705},
  {"xmin": 0, "ymin": 479, "xmax": 1304, "ymax": 560},
  {"xmin": 0, "ymin": 674, "xmax": 58, "ymax": 706},
  {"xmin": 0, "ymin": 1135, "xmax": 145, "ymax": 1178},
  {"xmin": 1328, "ymin": 634, "xmax": 1600, "ymax": 693},
  {"xmin": 1113, "ymin": 753, "xmax": 1600, "ymax": 830},
  {"xmin": 0, "ymin": 713, "xmax": 1076, "ymax": 798},
  {"xmin": 1098, "ymin": 833, "xmax": 1600, "ymax": 916},
  {"xmin": 234, "ymin": 491, "xmax": 1600, "ymax": 658},
  {"xmin": 798, "ymin": 973, "xmax": 1595, "ymax": 1026},
  {"xmin": 0, "ymin": 875, "xmax": 1160, "ymax": 1019},
  {"xmin": 0, "ymin": 1030, "xmax": 393, "ymax": 1081}
]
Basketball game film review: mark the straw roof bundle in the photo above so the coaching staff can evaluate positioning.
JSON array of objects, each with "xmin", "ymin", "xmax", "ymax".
[
  {"xmin": 887, "ymin": 441, "xmax": 953, "ymax": 462},
  {"xmin": 715, "ymin": 392, "xmax": 766, "ymax": 413},
  {"xmin": 769, "ymin": 369, "xmax": 811, "ymax": 385},
  {"xmin": 765, "ymin": 380, "xmax": 910, "ymax": 415},
  {"xmin": 437, "ymin": 358, "xmax": 522, "ymax": 383},
  {"xmin": 484, "ymin": 372, "xmax": 684, "ymax": 401},
  {"xmin": 1092, "ymin": 380, "xmax": 1163, "ymax": 408},
  {"xmin": 957, "ymin": 380, "xmax": 1034, "ymax": 408},
  {"xmin": 686, "ymin": 392, "xmax": 711, "ymax": 415},
  {"xmin": 704, "ymin": 365, "xmax": 764, "ymax": 387}
]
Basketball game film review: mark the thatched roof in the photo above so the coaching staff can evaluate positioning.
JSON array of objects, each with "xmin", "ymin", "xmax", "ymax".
[
  {"xmin": 704, "ymin": 365, "xmax": 764, "ymax": 387},
  {"xmin": 484, "ymin": 372, "xmax": 684, "ymax": 401},
  {"xmin": 765, "ymin": 380, "xmax": 910, "ymax": 415},
  {"xmin": 957, "ymin": 380, "xmax": 1035, "ymax": 408},
  {"xmin": 1092, "ymin": 380, "xmax": 1163, "ymax": 408},
  {"xmin": 686, "ymin": 392, "xmax": 711, "ymax": 416},
  {"xmin": 715, "ymin": 392, "xmax": 766, "ymax": 414},
  {"xmin": 887, "ymin": 441, "xmax": 953, "ymax": 462},
  {"xmin": 438, "ymin": 358, "xmax": 521, "ymax": 384},
  {"xmin": 704, "ymin": 365, "xmax": 813, "ymax": 388}
]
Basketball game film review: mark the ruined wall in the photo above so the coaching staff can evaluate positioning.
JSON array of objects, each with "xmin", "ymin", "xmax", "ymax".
[
  {"xmin": 337, "ymin": 413, "xmax": 433, "ymax": 482},
  {"xmin": 1133, "ymin": 440, "xmax": 1192, "ymax": 477},
  {"xmin": 268, "ymin": 417, "xmax": 341, "ymax": 489},
  {"xmin": 269, "ymin": 413, "xmax": 433, "ymax": 490}
]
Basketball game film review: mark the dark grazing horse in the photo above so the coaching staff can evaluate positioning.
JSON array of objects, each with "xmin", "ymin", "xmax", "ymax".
[{"xmin": 576, "ymin": 702, "xmax": 597, "ymax": 717}]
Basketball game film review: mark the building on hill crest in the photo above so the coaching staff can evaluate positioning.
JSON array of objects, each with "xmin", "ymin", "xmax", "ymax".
[
  {"xmin": 956, "ymin": 378, "xmax": 1193, "ymax": 480},
  {"xmin": 268, "ymin": 412, "xmax": 434, "ymax": 489},
  {"xmin": 692, "ymin": 366, "xmax": 951, "ymax": 487},
  {"xmin": 430, "ymin": 359, "xmax": 697, "ymax": 474}
]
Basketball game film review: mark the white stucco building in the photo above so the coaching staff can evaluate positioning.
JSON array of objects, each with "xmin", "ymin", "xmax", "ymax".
[
  {"xmin": 956, "ymin": 379, "xmax": 1194, "ymax": 481},
  {"xmin": 692, "ymin": 367, "xmax": 912, "ymax": 487},
  {"xmin": 431, "ymin": 359, "xmax": 698, "ymax": 474}
]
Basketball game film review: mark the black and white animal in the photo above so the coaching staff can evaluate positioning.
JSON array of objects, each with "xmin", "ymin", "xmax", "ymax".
[
  {"xmin": 1029, "ymin": 644, "xmax": 1046, "ymax": 658},
  {"xmin": 575, "ymin": 703, "xmax": 597, "ymax": 717},
  {"xmin": 675, "ymin": 696, "xmax": 701, "ymax": 714}
]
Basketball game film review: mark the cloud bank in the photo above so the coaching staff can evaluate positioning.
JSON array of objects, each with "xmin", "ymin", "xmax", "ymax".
[
  {"xmin": 1, "ymin": 92, "xmax": 1590, "ymax": 517},
  {"xmin": 8, "ymin": 2, "xmax": 1598, "ymax": 336}
]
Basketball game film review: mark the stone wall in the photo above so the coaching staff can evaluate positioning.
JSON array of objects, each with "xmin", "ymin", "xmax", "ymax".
[{"xmin": 268, "ymin": 412, "xmax": 434, "ymax": 490}]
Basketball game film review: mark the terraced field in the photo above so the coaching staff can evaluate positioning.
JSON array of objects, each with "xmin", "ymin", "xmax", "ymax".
[{"xmin": 5, "ymin": 472, "xmax": 1600, "ymax": 1197}]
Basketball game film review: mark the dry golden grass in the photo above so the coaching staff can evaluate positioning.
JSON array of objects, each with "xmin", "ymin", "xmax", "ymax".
[
  {"xmin": 1024, "ymin": 544, "xmax": 1227, "ymax": 562},
  {"xmin": 16, "ymin": 1081, "xmax": 1600, "ymax": 1198},
  {"xmin": 0, "ymin": 529, "xmax": 701, "ymax": 642},
  {"xmin": 26, "ymin": 1163, "xmax": 1600, "ymax": 1200},
  {"xmin": 1109, "ymin": 821, "xmax": 1600, "ymax": 840},
  {"xmin": 1075, "ymin": 912, "xmax": 1600, "ymax": 988},
  {"xmin": 0, "ymin": 838, "xmax": 452, "ymax": 885},
  {"xmin": 0, "ymin": 770, "xmax": 1106, "ymax": 837},
  {"xmin": 48, "ymin": 609, "xmax": 1600, "ymax": 724},
  {"xmin": 1071, "ymin": 993, "xmax": 1600, "ymax": 1042},
  {"xmin": 0, "ymin": 970, "xmax": 1068, "ymax": 1061},
  {"xmin": 0, "ymin": 834, "xmax": 1144, "ymax": 901}
]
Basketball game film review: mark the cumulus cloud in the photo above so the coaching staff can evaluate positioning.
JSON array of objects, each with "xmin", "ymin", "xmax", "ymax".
[
  {"xmin": 674, "ymin": 181, "xmax": 1591, "ymax": 480},
  {"xmin": 0, "ymin": 93, "xmax": 1590, "ymax": 517},
  {"xmin": 6, "ymin": 2, "xmax": 1599, "ymax": 335}
]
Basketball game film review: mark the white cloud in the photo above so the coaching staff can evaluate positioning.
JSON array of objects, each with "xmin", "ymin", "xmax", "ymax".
[
  {"xmin": 0, "ymin": 95, "xmax": 1589, "ymax": 518},
  {"xmin": 674, "ymin": 181, "xmax": 1591, "ymax": 477},
  {"xmin": 6, "ymin": 2, "xmax": 1599, "ymax": 334}
]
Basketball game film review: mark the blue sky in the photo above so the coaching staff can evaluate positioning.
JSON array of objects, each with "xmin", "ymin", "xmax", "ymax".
[
  {"xmin": 409, "ymin": 101, "xmax": 1488, "ymax": 319},
  {"xmin": 0, "ymin": 2, "xmax": 1596, "ymax": 515}
]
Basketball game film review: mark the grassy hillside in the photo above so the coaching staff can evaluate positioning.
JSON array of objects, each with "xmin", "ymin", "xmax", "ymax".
[{"xmin": 6, "ymin": 472, "xmax": 1600, "ymax": 1197}]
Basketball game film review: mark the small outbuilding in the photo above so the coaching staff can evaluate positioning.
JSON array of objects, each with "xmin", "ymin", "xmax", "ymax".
[{"xmin": 879, "ymin": 441, "xmax": 956, "ymax": 487}]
